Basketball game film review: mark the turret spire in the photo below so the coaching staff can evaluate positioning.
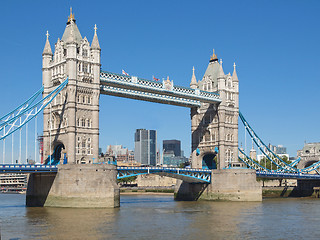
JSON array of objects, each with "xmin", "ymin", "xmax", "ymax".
[
  {"xmin": 232, "ymin": 62, "xmax": 238, "ymax": 82},
  {"xmin": 91, "ymin": 24, "xmax": 100, "ymax": 50},
  {"xmin": 42, "ymin": 30, "xmax": 52, "ymax": 56},
  {"xmin": 218, "ymin": 58, "xmax": 225, "ymax": 77},
  {"xmin": 190, "ymin": 66, "xmax": 197, "ymax": 89},
  {"xmin": 67, "ymin": 7, "xmax": 75, "ymax": 24},
  {"xmin": 210, "ymin": 49, "xmax": 218, "ymax": 62}
]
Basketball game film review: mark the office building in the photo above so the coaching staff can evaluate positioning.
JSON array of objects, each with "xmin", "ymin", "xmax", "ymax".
[{"xmin": 134, "ymin": 129, "xmax": 157, "ymax": 166}]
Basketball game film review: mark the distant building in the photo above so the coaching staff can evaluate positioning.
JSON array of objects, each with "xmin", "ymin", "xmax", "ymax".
[
  {"xmin": 163, "ymin": 153, "xmax": 188, "ymax": 167},
  {"xmin": 163, "ymin": 140, "xmax": 181, "ymax": 157},
  {"xmin": 134, "ymin": 129, "xmax": 157, "ymax": 166},
  {"xmin": 268, "ymin": 144, "xmax": 287, "ymax": 154},
  {"xmin": 0, "ymin": 173, "xmax": 27, "ymax": 193},
  {"xmin": 162, "ymin": 139, "xmax": 188, "ymax": 167},
  {"xmin": 297, "ymin": 142, "xmax": 320, "ymax": 168},
  {"xmin": 106, "ymin": 145, "xmax": 135, "ymax": 164}
]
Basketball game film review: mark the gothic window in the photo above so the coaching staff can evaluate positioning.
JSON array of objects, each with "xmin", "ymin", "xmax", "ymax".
[
  {"xmin": 88, "ymin": 97, "xmax": 91, "ymax": 104},
  {"xmin": 77, "ymin": 119, "xmax": 80, "ymax": 127},
  {"xmin": 82, "ymin": 96, "xmax": 86, "ymax": 104},
  {"xmin": 77, "ymin": 95, "xmax": 80, "ymax": 103},
  {"xmin": 81, "ymin": 119, "xmax": 86, "ymax": 127},
  {"xmin": 77, "ymin": 143, "xmax": 80, "ymax": 154},
  {"xmin": 83, "ymin": 64, "xmax": 88, "ymax": 73},
  {"xmin": 88, "ymin": 137, "xmax": 91, "ymax": 142},
  {"xmin": 87, "ymin": 143, "xmax": 91, "ymax": 154},
  {"xmin": 87, "ymin": 119, "xmax": 91, "ymax": 128},
  {"xmin": 83, "ymin": 49, "xmax": 88, "ymax": 57},
  {"xmin": 77, "ymin": 137, "xmax": 81, "ymax": 142},
  {"xmin": 78, "ymin": 63, "xmax": 81, "ymax": 71},
  {"xmin": 82, "ymin": 142, "xmax": 86, "ymax": 148}
]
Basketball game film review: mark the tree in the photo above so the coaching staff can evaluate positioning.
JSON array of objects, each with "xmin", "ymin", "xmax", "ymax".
[{"xmin": 117, "ymin": 176, "xmax": 137, "ymax": 185}]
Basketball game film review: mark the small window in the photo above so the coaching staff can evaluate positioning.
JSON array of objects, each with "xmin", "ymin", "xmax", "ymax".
[{"xmin": 83, "ymin": 49, "xmax": 88, "ymax": 57}]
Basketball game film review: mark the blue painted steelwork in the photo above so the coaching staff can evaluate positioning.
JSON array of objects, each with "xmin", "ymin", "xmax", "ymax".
[
  {"xmin": 100, "ymin": 71, "xmax": 221, "ymax": 108},
  {"xmin": 256, "ymin": 171, "xmax": 320, "ymax": 180},
  {"xmin": 238, "ymin": 148, "xmax": 270, "ymax": 172},
  {"xmin": 239, "ymin": 112, "xmax": 320, "ymax": 173},
  {"xmin": 0, "ymin": 164, "xmax": 57, "ymax": 173},
  {"xmin": 289, "ymin": 157, "xmax": 301, "ymax": 167},
  {"xmin": 1, "ymin": 164, "xmax": 210, "ymax": 183},
  {"xmin": 0, "ymin": 78, "xmax": 68, "ymax": 140},
  {"xmin": 117, "ymin": 166, "xmax": 211, "ymax": 183}
]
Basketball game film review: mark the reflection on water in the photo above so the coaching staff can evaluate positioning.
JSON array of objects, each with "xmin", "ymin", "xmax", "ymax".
[{"xmin": 1, "ymin": 194, "xmax": 320, "ymax": 239}]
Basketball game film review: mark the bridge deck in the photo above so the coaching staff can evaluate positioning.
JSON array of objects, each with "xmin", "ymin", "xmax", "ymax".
[
  {"xmin": 100, "ymin": 71, "xmax": 221, "ymax": 108},
  {"xmin": 2, "ymin": 164, "xmax": 320, "ymax": 181}
]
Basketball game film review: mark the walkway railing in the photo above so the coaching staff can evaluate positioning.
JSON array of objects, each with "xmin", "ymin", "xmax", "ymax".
[{"xmin": 100, "ymin": 71, "xmax": 221, "ymax": 108}]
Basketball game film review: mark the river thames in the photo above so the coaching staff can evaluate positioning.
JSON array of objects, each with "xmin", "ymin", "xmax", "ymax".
[{"xmin": 1, "ymin": 193, "xmax": 320, "ymax": 239}]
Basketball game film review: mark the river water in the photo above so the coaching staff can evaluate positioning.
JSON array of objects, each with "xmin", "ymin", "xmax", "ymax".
[{"xmin": 1, "ymin": 194, "xmax": 320, "ymax": 240}]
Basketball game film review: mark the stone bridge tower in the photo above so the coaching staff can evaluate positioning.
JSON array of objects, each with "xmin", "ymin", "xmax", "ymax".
[
  {"xmin": 42, "ymin": 11, "xmax": 100, "ymax": 164},
  {"xmin": 190, "ymin": 50, "xmax": 239, "ymax": 169}
]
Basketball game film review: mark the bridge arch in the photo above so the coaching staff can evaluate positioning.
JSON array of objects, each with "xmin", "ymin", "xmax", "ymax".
[{"xmin": 201, "ymin": 152, "xmax": 217, "ymax": 170}]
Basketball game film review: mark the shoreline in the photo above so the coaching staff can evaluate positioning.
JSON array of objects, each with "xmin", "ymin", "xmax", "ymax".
[{"xmin": 120, "ymin": 191, "xmax": 173, "ymax": 195}]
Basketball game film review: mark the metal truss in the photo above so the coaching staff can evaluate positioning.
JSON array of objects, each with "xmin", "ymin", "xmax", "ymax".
[
  {"xmin": 238, "ymin": 148, "xmax": 270, "ymax": 172},
  {"xmin": 117, "ymin": 166, "xmax": 211, "ymax": 183},
  {"xmin": 0, "ymin": 164, "xmax": 57, "ymax": 173},
  {"xmin": 256, "ymin": 171, "xmax": 320, "ymax": 180},
  {"xmin": 100, "ymin": 71, "xmax": 221, "ymax": 108},
  {"xmin": 0, "ymin": 78, "xmax": 68, "ymax": 140},
  {"xmin": 240, "ymin": 112, "xmax": 320, "ymax": 174}
]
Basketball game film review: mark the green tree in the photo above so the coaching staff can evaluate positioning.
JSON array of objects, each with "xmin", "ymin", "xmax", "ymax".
[{"xmin": 117, "ymin": 176, "xmax": 137, "ymax": 185}]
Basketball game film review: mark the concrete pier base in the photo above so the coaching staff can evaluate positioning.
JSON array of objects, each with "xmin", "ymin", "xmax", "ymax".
[
  {"xmin": 26, "ymin": 164, "xmax": 120, "ymax": 208},
  {"xmin": 175, "ymin": 169, "xmax": 262, "ymax": 201}
]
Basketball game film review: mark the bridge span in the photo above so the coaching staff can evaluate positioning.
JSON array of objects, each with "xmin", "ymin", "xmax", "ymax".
[{"xmin": 2, "ymin": 164, "xmax": 320, "ymax": 181}]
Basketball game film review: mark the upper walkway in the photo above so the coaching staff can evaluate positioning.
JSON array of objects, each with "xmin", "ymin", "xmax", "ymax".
[{"xmin": 100, "ymin": 71, "xmax": 221, "ymax": 108}]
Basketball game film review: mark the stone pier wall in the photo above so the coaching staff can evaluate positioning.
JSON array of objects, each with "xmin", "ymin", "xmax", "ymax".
[
  {"xmin": 27, "ymin": 164, "xmax": 119, "ymax": 208},
  {"xmin": 175, "ymin": 169, "xmax": 262, "ymax": 201}
]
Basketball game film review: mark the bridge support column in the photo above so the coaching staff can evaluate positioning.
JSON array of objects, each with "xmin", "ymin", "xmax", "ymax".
[
  {"xmin": 26, "ymin": 164, "xmax": 119, "ymax": 208},
  {"xmin": 175, "ymin": 169, "xmax": 262, "ymax": 201}
]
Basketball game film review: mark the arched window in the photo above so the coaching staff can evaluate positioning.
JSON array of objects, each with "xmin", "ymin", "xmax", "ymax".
[
  {"xmin": 87, "ymin": 119, "xmax": 91, "ymax": 128},
  {"xmin": 77, "ymin": 119, "xmax": 80, "ymax": 127},
  {"xmin": 81, "ymin": 119, "xmax": 86, "ymax": 127},
  {"xmin": 87, "ymin": 143, "xmax": 91, "ymax": 154},
  {"xmin": 82, "ymin": 96, "xmax": 86, "ymax": 103}
]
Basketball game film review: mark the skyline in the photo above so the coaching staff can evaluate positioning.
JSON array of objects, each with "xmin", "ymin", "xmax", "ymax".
[{"xmin": 0, "ymin": 1, "xmax": 320, "ymax": 161}]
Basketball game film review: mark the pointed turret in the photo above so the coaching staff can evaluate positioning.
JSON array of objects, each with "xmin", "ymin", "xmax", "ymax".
[
  {"xmin": 218, "ymin": 59, "xmax": 225, "ymax": 78},
  {"xmin": 190, "ymin": 66, "xmax": 197, "ymax": 89},
  {"xmin": 91, "ymin": 24, "xmax": 100, "ymax": 50},
  {"xmin": 232, "ymin": 62, "xmax": 238, "ymax": 82},
  {"xmin": 201, "ymin": 49, "xmax": 220, "ymax": 90},
  {"xmin": 42, "ymin": 31, "xmax": 53, "ymax": 56},
  {"xmin": 62, "ymin": 8, "xmax": 82, "ymax": 45}
]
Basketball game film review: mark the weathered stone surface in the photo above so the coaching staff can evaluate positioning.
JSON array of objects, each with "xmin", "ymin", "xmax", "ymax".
[
  {"xmin": 27, "ymin": 164, "xmax": 119, "ymax": 208},
  {"xmin": 175, "ymin": 169, "xmax": 262, "ymax": 202}
]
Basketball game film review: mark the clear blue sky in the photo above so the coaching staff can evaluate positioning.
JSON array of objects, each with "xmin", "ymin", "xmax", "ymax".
[{"xmin": 0, "ymin": 0, "xmax": 319, "ymax": 161}]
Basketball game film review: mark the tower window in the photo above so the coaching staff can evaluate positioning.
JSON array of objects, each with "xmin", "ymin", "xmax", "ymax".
[
  {"xmin": 81, "ymin": 119, "xmax": 86, "ymax": 127},
  {"xmin": 83, "ymin": 49, "xmax": 88, "ymax": 57}
]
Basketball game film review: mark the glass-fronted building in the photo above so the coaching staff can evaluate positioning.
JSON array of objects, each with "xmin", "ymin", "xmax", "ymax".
[{"xmin": 134, "ymin": 129, "xmax": 157, "ymax": 166}]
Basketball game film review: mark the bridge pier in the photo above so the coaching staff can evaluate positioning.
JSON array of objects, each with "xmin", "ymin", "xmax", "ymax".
[
  {"xmin": 290, "ymin": 180, "xmax": 320, "ymax": 197},
  {"xmin": 26, "ymin": 164, "xmax": 119, "ymax": 208},
  {"xmin": 175, "ymin": 169, "xmax": 262, "ymax": 201}
]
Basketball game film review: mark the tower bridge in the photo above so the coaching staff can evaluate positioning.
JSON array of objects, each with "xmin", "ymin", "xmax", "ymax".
[{"xmin": 1, "ymin": 10, "xmax": 320, "ymax": 207}]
